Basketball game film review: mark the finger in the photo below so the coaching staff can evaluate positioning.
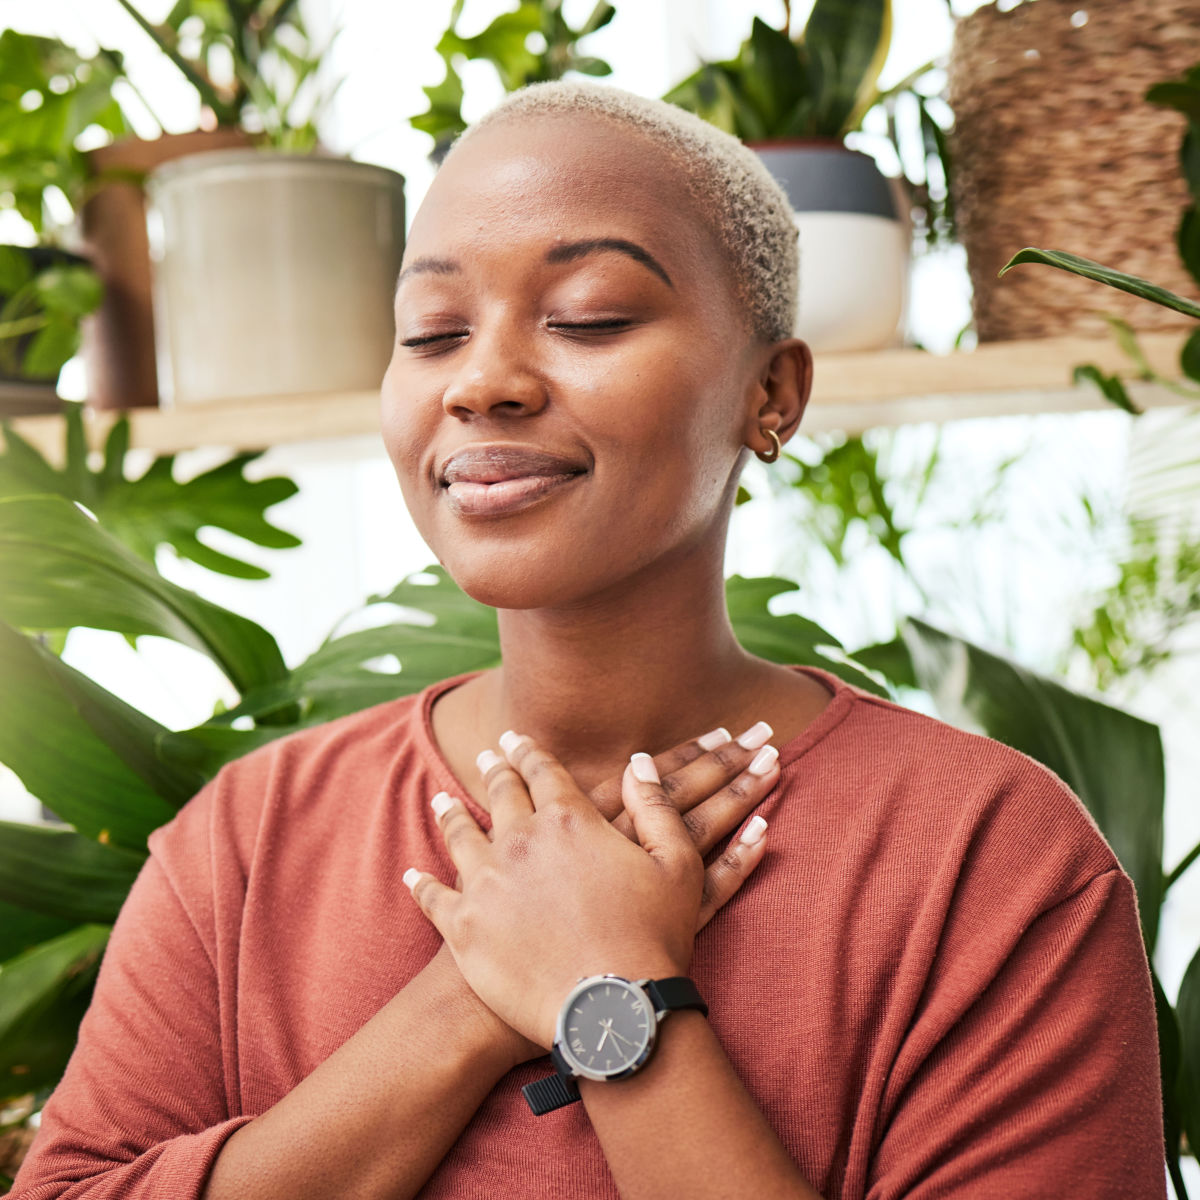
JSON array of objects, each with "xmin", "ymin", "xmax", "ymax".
[
  {"xmin": 622, "ymin": 753, "xmax": 694, "ymax": 867},
  {"xmin": 589, "ymin": 728, "xmax": 726, "ymax": 819},
  {"xmin": 696, "ymin": 815, "xmax": 768, "ymax": 930},
  {"xmin": 611, "ymin": 721, "xmax": 774, "ymax": 841},
  {"xmin": 402, "ymin": 867, "xmax": 458, "ymax": 935},
  {"xmin": 477, "ymin": 747, "xmax": 534, "ymax": 833},
  {"xmin": 678, "ymin": 744, "xmax": 780, "ymax": 856},
  {"xmin": 430, "ymin": 791, "xmax": 489, "ymax": 875},
  {"xmin": 500, "ymin": 732, "xmax": 593, "ymax": 815}
]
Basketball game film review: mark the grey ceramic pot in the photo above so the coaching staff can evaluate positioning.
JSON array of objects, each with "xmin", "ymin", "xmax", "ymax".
[{"xmin": 751, "ymin": 141, "xmax": 910, "ymax": 352}]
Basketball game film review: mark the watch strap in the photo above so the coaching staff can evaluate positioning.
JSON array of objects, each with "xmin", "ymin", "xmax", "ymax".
[
  {"xmin": 522, "ymin": 1070, "xmax": 580, "ymax": 1115},
  {"xmin": 644, "ymin": 975, "xmax": 708, "ymax": 1019}
]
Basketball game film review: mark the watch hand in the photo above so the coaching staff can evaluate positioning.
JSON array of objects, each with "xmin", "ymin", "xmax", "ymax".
[
  {"xmin": 596, "ymin": 1024, "xmax": 611, "ymax": 1053},
  {"xmin": 606, "ymin": 1026, "xmax": 639, "ymax": 1049}
]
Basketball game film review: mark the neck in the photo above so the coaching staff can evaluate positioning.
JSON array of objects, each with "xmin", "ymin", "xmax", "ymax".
[{"xmin": 479, "ymin": 539, "xmax": 755, "ymax": 792}]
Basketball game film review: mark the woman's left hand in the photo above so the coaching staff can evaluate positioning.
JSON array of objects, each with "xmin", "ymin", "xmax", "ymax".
[{"xmin": 404, "ymin": 736, "xmax": 729, "ymax": 1048}]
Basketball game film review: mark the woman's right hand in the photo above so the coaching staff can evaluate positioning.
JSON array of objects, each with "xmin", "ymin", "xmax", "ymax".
[{"xmin": 427, "ymin": 722, "xmax": 780, "ymax": 1071}]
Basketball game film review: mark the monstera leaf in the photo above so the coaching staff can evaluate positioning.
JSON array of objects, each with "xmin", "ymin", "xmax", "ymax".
[{"xmin": 0, "ymin": 408, "xmax": 300, "ymax": 579}]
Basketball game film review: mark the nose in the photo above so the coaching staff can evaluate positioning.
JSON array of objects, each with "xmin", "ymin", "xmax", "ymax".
[{"xmin": 440, "ymin": 323, "xmax": 548, "ymax": 421}]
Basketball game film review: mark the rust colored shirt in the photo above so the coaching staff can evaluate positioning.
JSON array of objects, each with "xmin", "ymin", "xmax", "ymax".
[{"xmin": 13, "ymin": 668, "xmax": 1165, "ymax": 1198}]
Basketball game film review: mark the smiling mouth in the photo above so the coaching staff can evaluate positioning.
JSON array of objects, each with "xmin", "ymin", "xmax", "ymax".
[{"xmin": 438, "ymin": 445, "xmax": 588, "ymax": 518}]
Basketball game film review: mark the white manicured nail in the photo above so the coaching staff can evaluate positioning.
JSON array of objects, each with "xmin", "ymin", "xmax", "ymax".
[
  {"xmin": 747, "ymin": 745, "xmax": 778, "ymax": 776},
  {"xmin": 499, "ymin": 729, "xmax": 525, "ymax": 756},
  {"xmin": 739, "ymin": 816, "xmax": 768, "ymax": 846},
  {"xmin": 431, "ymin": 791, "xmax": 454, "ymax": 818},
  {"xmin": 736, "ymin": 721, "xmax": 773, "ymax": 750},
  {"xmin": 402, "ymin": 868, "xmax": 421, "ymax": 890},
  {"xmin": 630, "ymin": 752, "xmax": 660, "ymax": 784},
  {"xmin": 697, "ymin": 727, "xmax": 732, "ymax": 751},
  {"xmin": 476, "ymin": 749, "xmax": 503, "ymax": 774}
]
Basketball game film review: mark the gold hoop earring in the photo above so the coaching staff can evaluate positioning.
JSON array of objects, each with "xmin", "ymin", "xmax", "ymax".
[{"xmin": 755, "ymin": 429, "xmax": 782, "ymax": 464}]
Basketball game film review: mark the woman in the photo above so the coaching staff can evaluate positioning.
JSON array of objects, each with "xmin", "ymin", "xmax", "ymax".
[{"xmin": 13, "ymin": 83, "xmax": 1163, "ymax": 1199}]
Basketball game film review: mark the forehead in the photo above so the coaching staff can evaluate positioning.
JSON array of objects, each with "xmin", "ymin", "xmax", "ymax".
[{"xmin": 406, "ymin": 115, "xmax": 724, "ymax": 281}]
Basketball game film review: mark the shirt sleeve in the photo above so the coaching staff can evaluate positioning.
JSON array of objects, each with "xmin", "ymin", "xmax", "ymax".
[
  {"xmin": 10, "ymin": 797, "xmax": 253, "ymax": 1199},
  {"xmin": 866, "ymin": 867, "xmax": 1165, "ymax": 1199}
]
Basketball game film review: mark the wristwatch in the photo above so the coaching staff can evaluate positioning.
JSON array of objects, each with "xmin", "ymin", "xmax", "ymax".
[{"xmin": 522, "ymin": 974, "xmax": 708, "ymax": 1116}]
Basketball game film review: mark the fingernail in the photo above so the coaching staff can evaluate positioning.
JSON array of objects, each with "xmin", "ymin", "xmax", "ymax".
[
  {"xmin": 402, "ymin": 867, "xmax": 421, "ymax": 890},
  {"xmin": 739, "ymin": 815, "xmax": 768, "ymax": 846},
  {"xmin": 736, "ymin": 720, "xmax": 773, "ymax": 750},
  {"xmin": 431, "ymin": 791, "xmax": 455, "ymax": 818},
  {"xmin": 630, "ymin": 752, "xmax": 660, "ymax": 783},
  {"xmin": 476, "ymin": 748, "xmax": 503, "ymax": 774},
  {"xmin": 498, "ymin": 730, "xmax": 525, "ymax": 756},
  {"xmin": 697, "ymin": 727, "xmax": 732, "ymax": 751},
  {"xmin": 747, "ymin": 745, "xmax": 778, "ymax": 776}
]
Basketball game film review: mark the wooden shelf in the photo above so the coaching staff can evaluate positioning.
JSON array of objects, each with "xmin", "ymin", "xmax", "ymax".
[{"xmin": 4, "ymin": 333, "xmax": 1192, "ymax": 461}]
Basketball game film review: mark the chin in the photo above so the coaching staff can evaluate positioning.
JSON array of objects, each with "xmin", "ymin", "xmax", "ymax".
[{"xmin": 437, "ymin": 536, "xmax": 636, "ymax": 612}]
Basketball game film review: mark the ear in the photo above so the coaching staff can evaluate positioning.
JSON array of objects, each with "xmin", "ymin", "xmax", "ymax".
[{"xmin": 741, "ymin": 338, "xmax": 813, "ymax": 458}]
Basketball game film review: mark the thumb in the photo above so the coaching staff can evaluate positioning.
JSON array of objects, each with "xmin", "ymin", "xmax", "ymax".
[{"xmin": 623, "ymin": 753, "xmax": 692, "ymax": 866}]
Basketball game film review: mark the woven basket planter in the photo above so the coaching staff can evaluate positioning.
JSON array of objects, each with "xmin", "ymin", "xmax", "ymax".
[{"xmin": 948, "ymin": 0, "xmax": 1200, "ymax": 342}]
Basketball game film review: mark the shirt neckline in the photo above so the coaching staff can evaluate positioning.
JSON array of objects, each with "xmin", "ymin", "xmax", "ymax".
[{"xmin": 410, "ymin": 665, "xmax": 862, "ymax": 827}]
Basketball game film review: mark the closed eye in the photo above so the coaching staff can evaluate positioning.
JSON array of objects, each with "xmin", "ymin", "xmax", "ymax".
[
  {"xmin": 548, "ymin": 319, "xmax": 634, "ymax": 334},
  {"xmin": 400, "ymin": 331, "xmax": 468, "ymax": 348}
]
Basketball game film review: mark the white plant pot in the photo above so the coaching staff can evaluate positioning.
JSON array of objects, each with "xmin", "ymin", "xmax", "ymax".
[
  {"xmin": 146, "ymin": 150, "xmax": 405, "ymax": 406},
  {"xmin": 753, "ymin": 143, "xmax": 910, "ymax": 353}
]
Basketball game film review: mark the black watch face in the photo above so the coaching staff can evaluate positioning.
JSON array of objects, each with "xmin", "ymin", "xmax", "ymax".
[{"xmin": 558, "ymin": 977, "xmax": 656, "ymax": 1081}]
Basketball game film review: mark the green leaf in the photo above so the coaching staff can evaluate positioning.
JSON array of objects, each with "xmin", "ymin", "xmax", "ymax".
[
  {"xmin": 742, "ymin": 18, "xmax": 807, "ymax": 134},
  {"xmin": 804, "ymin": 0, "xmax": 890, "ymax": 136},
  {"xmin": 0, "ymin": 924, "xmax": 108, "ymax": 1100},
  {"xmin": 0, "ymin": 824, "xmax": 144, "ymax": 924},
  {"xmin": 1179, "ymin": 206, "xmax": 1200, "ymax": 292},
  {"xmin": 1182, "ymin": 128, "xmax": 1200, "ymax": 207},
  {"xmin": 1182, "ymin": 329, "xmax": 1200, "ymax": 384},
  {"xmin": 1146, "ymin": 79, "xmax": 1200, "ymax": 124},
  {"xmin": 0, "ymin": 621, "xmax": 180, "ymax": 847},
  {"xmin": 21, "ymin": 316, "xmax": 78, "ymax": 380},
  {"xmin": 1158, "ymin": 968, "xmax": 1187, "ymax": 1187},
  {"xmin": 851, "ymin": 636, "xmax": 915, "ymax": 689},
  {"xmin": 0, "ymin": 495, "xmax": 287, "ymax": 694},
  {"xmin": 1000, "ymin": 247, "xmax": 1200, "ymax": 321},
  {"xmin": 0, "ymin": 903, "xmax": 77, "ymax": 964},
  {"xmin": 900, "ymin": 618, "xmax": 1165, "ymax": 951},
  {"xmin": 725, "ymin": 575, "xmax": 889, "ymax": 696},
  {"xmin": 1178, "ymin": 945, "xmax": 1200, "ymax": 1168},
  {"xmin": 1073, "ymin": 364, "xmax": 1141, "ymax": 415},
  {"xmin": 99, "ymin": 454, "xmax": 301, "ymax": 579},
  {"xmin": 0, "ymin": 415, "xmax": 300, "ymax": 580}
]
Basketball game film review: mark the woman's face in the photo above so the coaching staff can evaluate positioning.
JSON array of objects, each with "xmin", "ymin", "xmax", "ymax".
[{"xmin": 382, "ymin": 114, "xmax": 774, "ymax": 610}]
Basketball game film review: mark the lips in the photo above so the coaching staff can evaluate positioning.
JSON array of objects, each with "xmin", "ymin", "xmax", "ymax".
[{"xmin": 437, "ymin": 444, "xmax": 588, "ymax": 517}]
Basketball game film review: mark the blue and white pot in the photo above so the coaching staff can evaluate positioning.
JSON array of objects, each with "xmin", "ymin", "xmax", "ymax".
[{"xmin": 753, "ymin": 142, "xmax": 910, "ymax": 353}]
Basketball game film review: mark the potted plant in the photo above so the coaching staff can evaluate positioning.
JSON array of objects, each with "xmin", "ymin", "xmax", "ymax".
[
  {"xmin": 664, "ymin": 1, "xmax": 948, "ymax": 353},
  {"xmin": 0, "ymin": 31, "xmax": 128, "ymax": 414},
  {"xmin": 70, "ymin": 0, "xmax": 406, "ymax": 410},
  {"xmin": 948, "ymin": 0, "xmax": 1198, "ymax": 343},
  {"xmin": 411, "ymin": 0, "xmax": 618, "ymax": 163}
]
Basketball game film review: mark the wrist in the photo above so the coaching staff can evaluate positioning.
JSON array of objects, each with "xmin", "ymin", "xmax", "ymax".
[{"xmin": 419, "ymin": 946, "xmax": 531, "ymax": 1075}]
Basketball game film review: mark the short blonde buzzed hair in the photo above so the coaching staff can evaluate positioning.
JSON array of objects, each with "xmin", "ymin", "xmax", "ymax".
[{"xmin": 448, "ymin": 80, "xmax": 799, "ymax": 344}]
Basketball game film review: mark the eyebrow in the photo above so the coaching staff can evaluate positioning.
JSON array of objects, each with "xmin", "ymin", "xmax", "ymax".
[
  {"xmin": 545, "ymin": 238, "xmax": 674, "ymax": 288},
  {"xmin": 394, "ymin": 238, "xmax": 674, "ymax": 293}
]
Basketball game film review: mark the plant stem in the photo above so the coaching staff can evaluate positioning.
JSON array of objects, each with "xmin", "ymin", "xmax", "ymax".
[
  {"xmin": 1166, "ymin": 837, "xmax": 1200, "ymax": 891},
  {"xmin": 0, "ymin": 315, "xmax": 48, "ymax": 340},
  {"xmin": 1168, "ymin": 1151, "xmax": 1190, "ymax": 1200},
  {"xmin": 112, "ymin": 0, "xmax": 232, "ymax": 122}
]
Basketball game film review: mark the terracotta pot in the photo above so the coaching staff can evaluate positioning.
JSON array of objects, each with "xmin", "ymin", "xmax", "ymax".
[
  {"xmin": 751, "ymin": 140, "xmax": 911, "ymax": 353},
  {"xmin": 79, "ymin": 128, "xmax": 252, "ymax": 410}
]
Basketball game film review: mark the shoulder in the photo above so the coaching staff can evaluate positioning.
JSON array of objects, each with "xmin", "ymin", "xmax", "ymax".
[
  {"xmin": 796, "ymin": 670, "xmax": 1121, "ymax": 910},
  {"xmin": 147, "ymin": 690, "xmax": 427, "ymax": 876}
]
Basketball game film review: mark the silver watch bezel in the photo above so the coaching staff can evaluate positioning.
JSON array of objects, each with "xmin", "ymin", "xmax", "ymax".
[{"xmin": 554, "ymin": 974, "xmax": 658, "ymax": 1083}]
